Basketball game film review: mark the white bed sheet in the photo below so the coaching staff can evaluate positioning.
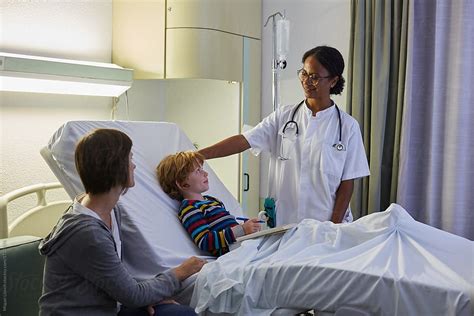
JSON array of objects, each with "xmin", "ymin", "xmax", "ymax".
[
  {"xmin": 41, "ymin": 120, "xmax": 243, "ymax": 279},
  {"xmin": 191, "ymin": 204, "xmax": 474, "ymax": 316}
]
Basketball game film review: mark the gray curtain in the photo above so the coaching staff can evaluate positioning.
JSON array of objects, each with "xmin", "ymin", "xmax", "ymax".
[
  {"xmin": 397, "ymin": 0, "xmax": 474, "ymax": 240},
  {"xmin": 347, "ymin": 0, "xmax": 409, "ymax": 218}
]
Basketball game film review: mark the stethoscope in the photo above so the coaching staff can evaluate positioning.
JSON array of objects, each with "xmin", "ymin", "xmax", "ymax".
[{"xmin": 281, "ymin": 100, "xmax": 345, "ymax": 151}]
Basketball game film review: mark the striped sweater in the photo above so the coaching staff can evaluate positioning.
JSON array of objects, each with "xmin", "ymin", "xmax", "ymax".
[{"xmin": 178, "ymin": 196, "xmax": 244, "ymax": 257}]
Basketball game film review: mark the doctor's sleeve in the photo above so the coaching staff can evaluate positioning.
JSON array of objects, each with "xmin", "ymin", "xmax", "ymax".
[
  {"xmin": 341, "ymin": 120, "xmax": 370, "ymax": 181},
  {"xmin": 242, "ymin": 111, "xmax": 279, "ymax": 155}
]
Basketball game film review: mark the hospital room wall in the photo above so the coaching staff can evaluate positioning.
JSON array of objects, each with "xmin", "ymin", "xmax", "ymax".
[
  {"xmin": 0, "ymin": 1, "xmax": 242, "ymax": 223},
  {"xmin": 0, "ymin": 0, "xmax": 351, "ymax": 225},
  {"xmin": 0, "ymin": 1, "xmax": 118, "ymax": 223},
  {"xmin": 259, "ymin": 0, "xmax": 351, "ymax": 203},
  {"xmin": 0, "ymin": 0, "xmax": 244, "ymax": 224}
]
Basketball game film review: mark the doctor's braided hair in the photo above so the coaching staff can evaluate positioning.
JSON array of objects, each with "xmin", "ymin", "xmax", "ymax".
[{"xmin": 302, "ymin": 45, "xmax": 345, "ymax": 95}]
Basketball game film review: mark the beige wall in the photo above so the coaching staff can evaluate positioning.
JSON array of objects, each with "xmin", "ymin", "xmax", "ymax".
[{"xmin": 0, "ymin": 1, "xmax": 114, "ymax": 223}]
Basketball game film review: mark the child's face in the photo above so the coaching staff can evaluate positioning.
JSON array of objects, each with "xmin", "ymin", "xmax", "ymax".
[{"xmin": 182, "ymin": 164, "xmax": 209, "ymax": 195}]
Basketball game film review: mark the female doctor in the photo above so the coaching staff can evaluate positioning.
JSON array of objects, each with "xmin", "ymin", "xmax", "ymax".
[{"xmin": 199, "ymin": 46, "xmax": 370, "ymax": 224}]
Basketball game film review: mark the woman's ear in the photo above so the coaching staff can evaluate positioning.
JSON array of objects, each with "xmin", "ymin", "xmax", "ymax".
[{"xmin": 331, "ymin": 76, "xmax": 339, "ymax": 88}]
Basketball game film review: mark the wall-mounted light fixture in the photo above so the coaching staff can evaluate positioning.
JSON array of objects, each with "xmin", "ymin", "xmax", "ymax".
[{"xmin": 0, "ymin": 52, "xmax": 133, "ymax": 97}]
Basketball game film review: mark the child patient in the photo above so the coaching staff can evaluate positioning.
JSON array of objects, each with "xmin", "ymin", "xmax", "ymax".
[{"xmin": 156, "ymin": 151, "xmax": 261, "ymax": 257}]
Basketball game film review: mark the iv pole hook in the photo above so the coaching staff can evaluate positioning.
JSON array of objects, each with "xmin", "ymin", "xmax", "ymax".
[
  {"xmin": 264, "ymin": 11, "xmax": 284, "ymax": 27},
  {"xmin": 264, "ymin": 11, "xmax": 285, "ymax": 111}
]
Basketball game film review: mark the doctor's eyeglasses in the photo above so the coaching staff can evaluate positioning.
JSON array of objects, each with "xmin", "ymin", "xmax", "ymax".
[{"xmin": 297, "ymin": 69, "xmax": 332, "ymax": 85}]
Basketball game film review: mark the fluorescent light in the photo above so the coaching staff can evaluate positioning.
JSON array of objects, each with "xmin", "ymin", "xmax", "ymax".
[
  {"xmin": 1, "ymin": 72, "xmax": 131, "ymax": 97},
  {"xmin": 0, "ymin": 52, "xmax": 133, "ymax": 97}
]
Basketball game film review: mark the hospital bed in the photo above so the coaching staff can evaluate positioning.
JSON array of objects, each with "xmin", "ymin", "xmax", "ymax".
[
  {"xmin": 41, "ymin": 120, "xmax": 240, "ymax": 279},
  {"xmin": 41, "ymin": 120, "xmax": 474, "ymax": 316}
]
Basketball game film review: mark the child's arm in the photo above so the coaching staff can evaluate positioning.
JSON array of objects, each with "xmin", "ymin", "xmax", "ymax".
[{"xmin": 178, "ymin": 201, "xmax": 239, "ymax": 256}]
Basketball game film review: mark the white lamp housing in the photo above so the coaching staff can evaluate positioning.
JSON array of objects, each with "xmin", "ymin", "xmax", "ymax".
[{"xmin": 0, "ymin": 52, "xmax": 133, "ymax": 97}]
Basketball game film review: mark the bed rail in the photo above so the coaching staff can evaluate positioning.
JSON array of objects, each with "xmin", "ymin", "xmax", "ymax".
[{"xmin": 0, "ymin": 182, "xmax": 72, "ymax": 238}]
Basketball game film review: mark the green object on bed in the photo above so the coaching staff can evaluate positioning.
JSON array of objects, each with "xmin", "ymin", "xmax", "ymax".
[{"xmin": 263, "ymin": 197, "xmax": 276, "ymax": 228}]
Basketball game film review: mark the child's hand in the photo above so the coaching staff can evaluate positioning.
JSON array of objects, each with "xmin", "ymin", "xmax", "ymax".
[{"xmin": 242, "ymin": 218, "xmax": 261, "ymax": 235}]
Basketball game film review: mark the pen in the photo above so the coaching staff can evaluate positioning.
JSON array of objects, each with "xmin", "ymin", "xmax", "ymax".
[{"xmin": 235, "ymin": 217, "xmax": 265, "ymax": 223}]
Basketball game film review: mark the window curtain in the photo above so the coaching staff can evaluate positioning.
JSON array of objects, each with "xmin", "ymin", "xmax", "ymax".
[
  {"xmin": 347, "ymin": 0, "xmax": 409, "ymax": 218},
  {"xmin": 397, "ymin": 0, "xmax": 474, "ymax": 240}
]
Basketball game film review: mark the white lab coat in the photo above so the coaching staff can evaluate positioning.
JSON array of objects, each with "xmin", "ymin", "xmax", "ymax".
[{"xmin": 243, "ymin": 101, "xmax": 370, "ymax": 225}]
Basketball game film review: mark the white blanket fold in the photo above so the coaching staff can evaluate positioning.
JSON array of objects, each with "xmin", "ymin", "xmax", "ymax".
[{"xmin": 191, "ymin": 204, "xmax": 474, "ymax": 316}]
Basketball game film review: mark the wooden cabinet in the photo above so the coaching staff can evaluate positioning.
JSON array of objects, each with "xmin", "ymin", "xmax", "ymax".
[
  {"xmin": 113, "ymin": 0, "xmax": 261, "ymax": 80},
  {"xmin": 112, "ymin": 0, "xmax": 166, "ymax": 79},
  {"xmin": 165, "ymin": 28, "xmax": 243, "ymax": 81},
  {"xmin": 166, "ymin": 0, "xmax": 261, "ymax": 39}
]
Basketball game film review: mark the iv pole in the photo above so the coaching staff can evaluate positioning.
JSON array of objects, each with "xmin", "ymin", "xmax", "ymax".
[
  {"xmin": 264, "ymin": 12, "xmax": 288, "ymax": 111},
  {"xmin": 263, "ymin": 12, "xmax": 289, "ymax": 227}
]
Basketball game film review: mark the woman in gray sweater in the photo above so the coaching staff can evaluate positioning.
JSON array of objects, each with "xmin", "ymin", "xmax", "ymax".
[{"xmin": 39, "ymin": 128, "xmax": 206, "ymax": 316}]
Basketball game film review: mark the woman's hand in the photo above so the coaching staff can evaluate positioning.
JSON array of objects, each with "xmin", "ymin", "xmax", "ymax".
[
  {"xmin": 242, "ymin": 218, "xmax": 261, "ymax": 235},
  {"xmin": 146, "ymin": 300, "xmax": 178, "ymax": 316},
  {"xmin": 147, "ymin": 305, "xmax": 155, "ymax": 316},
  {"xmin": 172, "ymin": 256, "xmax": 207, "ymax": 281}
]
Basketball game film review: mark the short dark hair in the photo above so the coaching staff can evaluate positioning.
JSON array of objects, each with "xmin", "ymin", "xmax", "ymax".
[
  {"xmin": 75, "ymin": 128, "xmax": 132, "ymax": 195},
  {"xmin": 302, "ymin": 46, "xmax": 345, "ymax": 95}
]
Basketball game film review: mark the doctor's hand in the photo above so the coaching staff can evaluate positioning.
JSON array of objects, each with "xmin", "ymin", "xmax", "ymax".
[
  {"xmin": 242, "ymin": 218, "xmax": 262, "ymax": 235},
  {"xmin": 172, "ymin": 256, "xmax": 207, "ymax": 281}
]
